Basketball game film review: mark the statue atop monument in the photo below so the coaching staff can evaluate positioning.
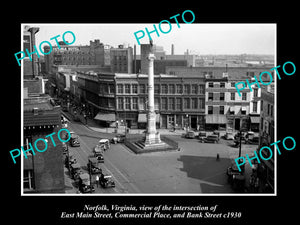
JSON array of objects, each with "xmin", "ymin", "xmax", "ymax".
[{"xmin": 149, "ymin": 40, "xmax": 154, "ymax": 53}]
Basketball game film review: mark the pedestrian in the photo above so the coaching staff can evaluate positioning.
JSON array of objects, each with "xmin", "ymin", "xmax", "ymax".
[
  {"xmin": 254, "ymin": 177, "xmax": 259, "ymax": 193},
  {"xmin": 216, "ymin": 153, "xmax": 220, "ymax": 161},
  {"xmin": 95, "ymin": 175, "xmax": 99, "ymax": 188}
]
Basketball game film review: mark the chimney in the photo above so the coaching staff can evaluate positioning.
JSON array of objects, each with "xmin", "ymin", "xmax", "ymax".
[
  {"xmin": 171, "ymin": 44, "xmax": 174, "ymax": 55},
  {"xmin": 134, "ymin": 44, "xmax": 136, "ymax": 73}
]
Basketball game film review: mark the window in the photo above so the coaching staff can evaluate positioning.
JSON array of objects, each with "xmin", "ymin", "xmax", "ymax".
[
  {"xmin": 139, "ymin": 97, "xmax": 145, "ymax": 110},
  {"xmin": 208, "ymin": 93, "xmax": 213, "ymax": 101},
  {"xmin": 154, "ymin": 84, "xmax": 159, "ymax": 94},
  {"xmin": 117, "ymin": 97, "xmax": 123, "ymax": 109},
  {"xmin": 220, "ymin": 93, "xmax": 225, "ymax": 101},
  {"xmin": 132, "ymin": 84, "xmax": 138, "ymax": 94},
  {"xmin": 199, "ymin": 98, "xmax": 205, "ymax": 109},
  {"xmin": 208, "ymin": 82, "xmax": 214, "ymax": 88},
  {"xmin": 132, "ymin": 97, "xmax": 138, "ymax": 110},
  {"xmin": 176, "ymin": 84, "xmax": 182, "ymax": 94},
  {"xmin": 125, "ymin": 97, "xmax": 130, "ymax": 109},
  {"xmin": 168, "ymin": 98, "xmax": 175, "ymax": 110},
  {"xmin": 169, "ymin": 84, "xmax": 175, "ymax": 94},
  {"xmin": 139, "ymin": 84, "xmax": 146, "ymax": 94},
  {"xmin": 161, "ymin": 84, "xmax": 168, "ymax": 94},
  {"xmin": 124, "ymin": 84, "xmax": 130, "ymax": 94},
  {"xmin": 219, "ymin": 106, "xmax": 224, "ymax": 114},
  {"xmin": 191, "ymin": 84, "xmax": 198, "ymax": 94},
  {"xmin": 253, "ymin": 102, "xmax": 257, "ymax": 113},
  {"xmin": 191, "ymin": 98, "xmax": 197, "ymax": 109},
  {"xmin": 199, "ymin": 84, "xmax": 205, "ymax": 94},
  {"xmin": 117, "ymin": 84, "xmax": 123, "ymax": 94},
  {"xmin": 231, "ymin": 92, "xmax": 235, "ymax": 100},
  {"xmin": 242, "ymin": 92, "xmax": 247, "ymax": 101},
  {"xmin": 270, "ymin": 105, "xmax": 273, "ymax": 117},
  {"xmin": 24, "ymin": 170, "xmax": 34, "ymax": 190},
  {"xmin": 154, "ymin": 97, "xmax": 159, "ymax": 110},
  {"xmin": 108, "ymin": 84, "xmax": 115, "ymax": 94},
  {"xmin": 208, "ymin": 106, "xmax": 213, "ymax": 114},
  {"xmin": 176, "ymin": 98, "xmax": 182, "ymax": 110},
  {"xmin": 161, "ymin": 98, "xmax": 167, "ymax": 110},
  {"xmin": 184, "ymin": 98, "xmax": 190, "ymax": 109},
  {"xmin": 220, "ymin": 82, "xmax": 225, "ymax": 88},
  {"xmin": 254, "ymin": 88, "xmax": 258, "ymax": 98},
  {"xmin": 184, "ymin": 84, "xmax": 190, "ymax": 94}
]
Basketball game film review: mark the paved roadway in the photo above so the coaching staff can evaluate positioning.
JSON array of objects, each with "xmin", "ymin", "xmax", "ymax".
[{"xmin": 66, "ymin": 120, "xmax": 257, "ymax": 194}]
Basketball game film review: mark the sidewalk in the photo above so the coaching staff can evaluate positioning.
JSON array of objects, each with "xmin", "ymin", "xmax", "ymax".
[{"xmin": 62, "ymin": 108, "xmax": 189, "ymax": 136}]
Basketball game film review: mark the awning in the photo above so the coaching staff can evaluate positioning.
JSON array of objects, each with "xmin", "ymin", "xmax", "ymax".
[
  {"xmin": 94, "ymin": 113, "xmax": 116, "ymax": 121},
  {"xmin": 205, "ymin": 115, "xmax": 227, "ymax": 124},
  {"xmin": 250, "ymin": 116, "xmax": 260, "ymax": 124},
  {"xmin": 138, "ymin": 113, "xmax": 160, "ymax": 123}
]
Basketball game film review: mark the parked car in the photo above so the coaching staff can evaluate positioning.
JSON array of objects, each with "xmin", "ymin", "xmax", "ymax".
[
  {"xmin": 99, "ymin": 174, "xmax": 115, "ymax": 188},
  {"xmin": 197, "ymin": 131, "xmax": 206, "ymax": 141},
  {"xmin": 112, "ymin": 134, "xmax": 126, "ymax": 144},
  {"xmin": 245, "ymin": 131, "xmax": 259, "ymax": 144},
  {"xmin": 234, "ymin": 132, "xmax": 246, "ymax": 142},
  {"xmin": 99, "ymin": 139, "xmax": 110, "ymax": 151},
  {"xmin": 87, "ymin": 157, "xmax": 103, "ymax": 174},
  {"xmin": 93, "ymin": 145, "xmax": 104, "ymax": 156},
  {"xmin": 185, "ymin": 131, "xmax": 196, "ymax": 139},
  {"xmin": 201, "ymin": 135, "xmax": 219, "ymax": 143},
  {"xmin": 78, "ymin": 173, "xmax": 95, "ymax": 193},
  {"xmin": 224, "ymin": 132, "xmax": 234, "ymax": 140},
  {"xmin": 70, "ymin": 132, "xmax": 80, "ymax": 147}
]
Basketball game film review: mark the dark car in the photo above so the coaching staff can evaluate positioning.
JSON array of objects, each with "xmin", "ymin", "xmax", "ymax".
[
  {"xmin": 185, "ymin": 131, "xmax": 196, "ymax": 139},
  {"xmin": 70, "ymin": 132, "xmax": 80, "ymax": 147},
  {"xmin": 197, "ymin": 131, "xmax": 206, "ymax": 141},
  {"xmin": 99, "ymin": 174, "xmax": 115, "ymax": 188},
  {"xmin": 78, "ymin": 173, "xmax": 95, "ymax": 193},
  {"xmin": 201, "ymin": 135, "xmax": 219, "ymax": 143},
  {"xmin": 112, "ymin": 134, "xmax": 126, "ymax": 144},
  {"xmin": 87, "ymin": 157, "xmax": 103, "ymax": 174}
]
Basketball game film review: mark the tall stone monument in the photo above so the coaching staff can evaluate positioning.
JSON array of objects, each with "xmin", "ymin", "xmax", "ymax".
[{"xmin": 144, "ymin": 40, "xmax": 162, "ymax": 146}]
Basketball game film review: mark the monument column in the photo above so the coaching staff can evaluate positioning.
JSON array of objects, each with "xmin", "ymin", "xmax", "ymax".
[{"xmin": 144, "ymin": 42, "xmax": 161, "ymax": 145}]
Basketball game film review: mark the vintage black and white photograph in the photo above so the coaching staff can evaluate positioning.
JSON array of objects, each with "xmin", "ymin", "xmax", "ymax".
[{"xmin": 21, "ymin": 23, "xmax": 276, "ymax": 195}]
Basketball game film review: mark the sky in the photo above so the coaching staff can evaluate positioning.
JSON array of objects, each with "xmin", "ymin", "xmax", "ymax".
[{"xmin": 25, "ymin": 23, "xmax": 276, "ymax": 55}]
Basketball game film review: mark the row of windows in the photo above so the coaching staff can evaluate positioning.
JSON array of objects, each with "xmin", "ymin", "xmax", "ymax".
[
  {"xmin": 117, "ymin": 97, "xmax": 205, "ymax": 111},
  {"xmin": 117, "ymin": 84, "xmax": 205, "ymax": 95},
  {"xmin": 207, "ymin": 106, "xmax": 247, "ymax": 115},
  {"xmin": 207, "ymin": 92, "xmax": 248, "ymax": 101}
]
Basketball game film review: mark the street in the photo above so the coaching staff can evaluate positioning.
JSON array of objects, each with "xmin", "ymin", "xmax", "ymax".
[{"xmin": 64, "ymin": 116, "xmax": 258, "ymax": 194}]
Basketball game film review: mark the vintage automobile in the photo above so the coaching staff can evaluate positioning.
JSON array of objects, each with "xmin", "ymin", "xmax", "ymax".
[
  {"xmin": 70, "ymin": 132, "xmax": 80, "ymax": 147},
  {"xmin": 201, "ymin": 135, "xmax": 219, "ymax": 143},
  {"xmin": 224, "ymin": 132, "xmax": 235, "ymax": 140},
  {"xmin": 185, "ymin": 131, "xmax": 196, "ymax": 139},
  {"xmin": 78, "ymin": 173, "xmax": 95, "ymax": 193},
  {"xmin": 245, "ymin": 131, "xmax": 259, "ymax": 144},
  {"xmin": 98, "ymin": 139, "xmax": 110, "ymax": 151},
  {"xmin": 197, "ymin": 131, "xmax": 206, "ymax": 141},
  {"xmin": 87, "ymin": 157, "xmax": 103, "ymax": 174},
  {"xmin": 65, "ymin": 152, "xmax": 76, "ymax": 168},
  {"xmin": 70, "ymin": 162, "xmax": 82, "ymax": 181},
  {"xmin": 93, "ymin": 145, "xmax": 104, "ymax": 156},
  {"xmin": 112, "ymin": 134, "xmax": 126, "ymax": 144},
  {"xmin": 99, "ymin": 174, "xmax": 115, "ymax": 188},
  {"xmin": 226, "ymin": 164, "xmax": 245, "ymax": 191}
]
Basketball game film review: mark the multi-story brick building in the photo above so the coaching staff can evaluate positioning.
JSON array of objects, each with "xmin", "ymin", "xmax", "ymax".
[
  {"xmin": 110, "ymin": 45, "xmax": 133, "ymax": 73},
  {"xmin": 258, "ymin": 84, "xmax": 275, "ymax": 193},
  {"xmin": 44, "ymin": 39, "xmax": 105, "ymax": 74},
  {"xmin": 76, "ymin": 71, "xmax": 206, "ymax": 130}
]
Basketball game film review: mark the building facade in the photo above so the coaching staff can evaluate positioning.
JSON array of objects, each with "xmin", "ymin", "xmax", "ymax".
[
  {"xmin": 110, "ymin": 45, "xmax": 133, "ymax": 73},
  {"xmin": 258, "ymin": 84, "xmax": 275, "ymax": 192},
  {"xmin": 44, "ymin": 39, "xmax": 105, "ymax": 74}
]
